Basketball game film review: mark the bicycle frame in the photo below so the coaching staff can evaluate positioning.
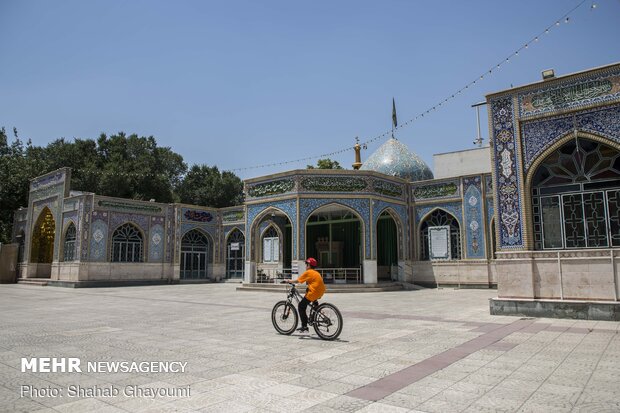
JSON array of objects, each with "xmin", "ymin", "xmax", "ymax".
[{"xmin": 285, "ymin": 284, "xmax": 320, "ymax": 321}]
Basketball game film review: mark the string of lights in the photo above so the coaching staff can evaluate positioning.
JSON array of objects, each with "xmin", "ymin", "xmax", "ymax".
[{"xmin": 229, "ymin": 0, "xmax": 595, "ymax": 173}]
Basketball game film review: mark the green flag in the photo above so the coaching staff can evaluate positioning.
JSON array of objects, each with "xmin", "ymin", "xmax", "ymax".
[{"xmin": 392, "ymin": 98, "xmax": 397, "ymax": 128}]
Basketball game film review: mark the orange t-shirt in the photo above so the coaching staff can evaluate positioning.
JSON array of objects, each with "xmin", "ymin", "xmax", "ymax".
[{"xmin": 296, "ymin": 269, "xmax": 325, "ymax": 302}]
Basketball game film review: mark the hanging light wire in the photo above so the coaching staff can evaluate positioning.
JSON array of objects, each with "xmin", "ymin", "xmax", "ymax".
[{"xmin": 228, "ymin": 0, "xmax": 590, "ymax": 172}]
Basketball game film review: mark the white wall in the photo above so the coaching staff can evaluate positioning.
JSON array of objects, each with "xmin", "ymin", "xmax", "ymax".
[{"xmin": 433, "ymin": 147, "xmax": 491, "ymax": 179}]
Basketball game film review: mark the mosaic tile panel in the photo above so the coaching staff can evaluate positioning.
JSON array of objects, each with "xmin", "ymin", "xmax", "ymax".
[
  {"xmin": 490, "ymin": 96, "xmax": 523, "ymax": 248},
  {"xmin": 247, "ymin": 199, "xmax": 297, "ymax": 259},
  {"xmin": 80, "ymin": 196, "xmax": 93, "ymax": 260},
  {"xmin": 148, "ymin": 223, "xmax": 164, "ymax": 262},
  {"xmin": 89, "ymin": 217, "xmax": 108, "ymax": 262},
  {"xmin": 463, "ymin": 177, "xmax": 485, "ymax": 259},
  {"xmin": 521, "ymin": 104, "xmax": 620, "ymax": 171},
  {"xmin": 247, "ymin": 179, "xmax": 295, "ymax": 198},
  {"xmin": 487, "ymin": 199, "xmax": 495, "ymax": 225},
  {"xmin": 222, "ymin": 209, "xmax": 245, "ymax": 223},
  {"xmin": 165, "ymin": 206, "xmax": 174, "ymax": 263},
  {"xmin": 518, "ymin": 69, "xmax": 620, "ymax": 118},
  {"xmin": 372, "ymin": 179, "xmax": 404, "ymax": 198},
  {"xmin": 62, "ymin": 212, "xmax": 78, "ymax": 232},
  {"xmin": 180, "ymin": 223, "xmax": 217, "ymax": 241},
  {"xmin": 485, "ymin": 175, "xmax": 493, "ymax": 195},
  {"xmin": 372, "ymin": 201, "xmax": 408, "ymax": 260},
  {"xmin": 30, "ymin": 169, "xmax": 66, "ymax": 191},
  {"xmin": 412, "ymin": 180, "xmax": 460, "ymax": 200},
  {"xmin": 415, "ymin": 202, "xmax": 463, "ymax": 226},
  {"xmin": 224, "ymin": 224, "xmax": 245, "ymax": 240},
  {"xmin": 299, "ymin": 198, "xmax": 370, "ymax": 259},
  {"xmin": 109, "ymin": 212, "xmax": 149, "ymax": 235},
  {"xmin": 301, "ymin": 176, "xmax": 368, "ymax": 192},
  {"xmin": 97, "ymin": 199, "xmax": 163, "ymax": 214}
]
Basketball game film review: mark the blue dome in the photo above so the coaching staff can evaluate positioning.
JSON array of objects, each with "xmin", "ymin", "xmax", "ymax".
[{"xmin": 361, "ymin": 138, "xmax": 433, "ymax": 181}]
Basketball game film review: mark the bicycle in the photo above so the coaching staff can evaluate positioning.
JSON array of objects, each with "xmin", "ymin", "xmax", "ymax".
[{"xmin": 271, "ymin": 283, "xmax": 343, "ymax": 340}]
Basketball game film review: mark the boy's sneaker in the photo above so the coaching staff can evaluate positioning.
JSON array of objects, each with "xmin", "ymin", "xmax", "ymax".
[{"xmin": 297, "ymin": 326, "xmax": 309, "ymax": 333}]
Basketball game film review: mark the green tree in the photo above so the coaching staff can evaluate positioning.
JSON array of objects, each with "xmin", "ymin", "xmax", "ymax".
[
  {"xmin": 94, "ymin": 133, "xmax": 187, "ymax": 202},
  {"xmin": 0, "ymin": 128, "xmax": 46, "ymax": 243},
  {"xmin": 306, "ymin": 158, "xmax": 344, "ymax": 169},
  {"xmin": 176, "ymin": 165, "xmax": 244, "ymax": 208}
]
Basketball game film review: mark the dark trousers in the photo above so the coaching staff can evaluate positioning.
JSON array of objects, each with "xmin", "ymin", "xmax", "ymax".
[{"xmin": 298, "ymin": 297, "xmax": 310, "ymax": 327}]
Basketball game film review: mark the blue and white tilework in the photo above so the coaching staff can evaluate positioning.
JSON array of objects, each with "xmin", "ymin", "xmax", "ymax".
[
  {"xmin": 149, "ymin": 219, "xmax": 164, "ymax": 262},
  {"xmin": 518, "ymin": 70, "xmax": 620, "ymax": 118},
  {"xmin": 490, "ymin": 96, "xmax": 523, "ymax": 248},
  {"xmin": 224, "ymin": 225, "xmax": 245, "ymax": 241},
  {"xmin": 361, "ymin": 138, "xmax": 433, "ymax": 181},
  {"xmin": 109, "ymin": 213, "xmax": 149, "ymax": 235},
  {"xmin": 416, "ymin": 202, "xmax": 462, "ymax": 226},
  {"xmin": 90, "ymin": 217, "xmax": 108, "ymax": 262},
  {"xmin": 463, "ymin": 177, "xmax": 485, "ymax": 259},
  {"xmin": 486, "ymin": 199, "xmax": 495, "ymax": 226},
  {"xmin": 247, "ymin": 199, "xmax": 297, "ymax": 259},
  {"xmin": 80, "ymin": 196, "xmax": 93, "ymax": 260},
  {"xmin": 299, "ymin": 198, "xmax": 371, "ymax": 259},
  {"xmin": 521, "ymin": 104, "xmax": 620, "ymax": 171}
]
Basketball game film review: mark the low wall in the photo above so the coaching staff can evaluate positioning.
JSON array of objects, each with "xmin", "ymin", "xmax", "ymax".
[
  {"xmin": 409, "ymin": 260, "xmax": 497, "ymax": 288},
  {"xmin": 495, "ymin": 249, "xmax": 620, "ymax": 301}
]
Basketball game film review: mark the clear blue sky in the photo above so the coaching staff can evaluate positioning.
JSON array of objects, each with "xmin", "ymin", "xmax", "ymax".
[{"xmin": 1, "ymin": 0, "xmax": 618, "ymax": 179}]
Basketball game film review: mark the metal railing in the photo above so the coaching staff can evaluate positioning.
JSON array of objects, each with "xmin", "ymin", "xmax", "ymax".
[
  {"xmin": 254, "ymin": 267, "xmax": 362, "ymax": 284},
  {"xmin": 256, "ymin": 268, "xmax": 292, "ymax": 283},
  {"xmin": 319, "ymin": 267, "xmax": 362, "ymax": 284}
]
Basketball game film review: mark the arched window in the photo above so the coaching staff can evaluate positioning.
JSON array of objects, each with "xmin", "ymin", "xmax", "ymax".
[
  {"xmin": 532, "ymin": 138, "xmax": 620, "ymax": 250},
  {"xmin": 63, "ymin": 223, "xmax": 77, "ymax": 262},
  {"xmin": 262, "ymin": 226, "xmax": 279, "ymax": 263},
  {"xmin": 419, "ymin": 209, "xmax": 461, "ymax": 260},
  {"xmin": 111, "ymin": 223, "xmax": 143, "ymax": 262}
]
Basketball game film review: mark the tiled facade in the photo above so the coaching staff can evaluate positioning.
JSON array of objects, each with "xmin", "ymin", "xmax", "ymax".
[{"xmin": 11, "ymin": 64, "xmax": 620, "ymax": 316}]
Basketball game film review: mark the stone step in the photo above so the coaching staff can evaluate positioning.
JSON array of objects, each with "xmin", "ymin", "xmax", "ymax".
[
  {"xmin": 236, "ymin": 282, "xmax": 405, "ymax": 293},
  {"xmin": 17, "ymin": 278, "xmax": 49, "ymax": 286}
]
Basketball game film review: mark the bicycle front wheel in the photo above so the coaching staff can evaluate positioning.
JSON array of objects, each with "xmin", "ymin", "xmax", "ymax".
[
  {"xmin": 312, "ymin": 303, "xmax": 343, "ymax": 340},
  {"xmin": 272, "ymin": 301, "xmax": 298, "ymax": 335}
]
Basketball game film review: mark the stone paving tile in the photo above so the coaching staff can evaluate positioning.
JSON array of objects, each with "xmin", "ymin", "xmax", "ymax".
[{"xmin": 1, "ymin": 284, "xmax": 619, "ymax": 412}]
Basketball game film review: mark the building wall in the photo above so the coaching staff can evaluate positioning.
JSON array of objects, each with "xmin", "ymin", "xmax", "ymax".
[
  {"xmin": 433, "ymin": 147, "xmax": 491, "ymax": 179},
  {"xmin": 487, "ymin": 62, "xmax": 620, "ymax": 301}
]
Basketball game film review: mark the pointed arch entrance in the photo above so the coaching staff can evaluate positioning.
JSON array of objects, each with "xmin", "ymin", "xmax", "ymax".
[
  {"xmin": 180, "ymin": 229, "xmax": 212, "ymax": 279},
  {"xmin": 30, "ymin": 207, "xmax": 56, "ymax": 278},
  {"xmin": 251, "ymin": 208, "xmax": 293, "ymax": 282},
  {"xmin": 226, "ymin": 228, "xmax": 245, "ymax": 279},
  {"xmin": 305, "ymin": 204, "xmax": 362, "ymax": 283},
  {"xmin": 377, "ymin": 210, "xmax": 399, "ymax": 281}
]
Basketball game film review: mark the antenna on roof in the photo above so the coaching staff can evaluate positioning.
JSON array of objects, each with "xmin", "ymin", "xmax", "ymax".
[{"xmin": 471, "ymin": 101, "xmax": 487, "ymax": 147}]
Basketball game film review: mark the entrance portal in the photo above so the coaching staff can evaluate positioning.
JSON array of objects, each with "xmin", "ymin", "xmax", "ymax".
[
  {"xmin": 306, "ymin": 205, "xmax": 362, "ymax": 283},
  {"xmin": 377, "ymin": 211, "xmax": 398, "ymax": 281},
  {"xmin": 180, "ymin": 229, "xmax": 211, "ymax": 279},
  {"xmin": 30, "ymin": 207, "xmax": 55, "ymax": 278}
]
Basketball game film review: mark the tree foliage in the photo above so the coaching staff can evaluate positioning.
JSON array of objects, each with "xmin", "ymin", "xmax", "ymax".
[
  {"xmin": 176, "ymin": 165, "xmax": 244, "ymax": 208},
  {"xmin": 0, "ymin": 129, "xmax": 244, "ymax": 243},
  {"xmin": 306, "ymin": 158, "xmax": 344, "ymax": 169}
]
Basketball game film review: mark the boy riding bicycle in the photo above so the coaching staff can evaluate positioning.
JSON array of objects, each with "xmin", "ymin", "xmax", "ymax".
[{"xmin": 285, "ymin": 257, "xmax": 325, "ymax": 332}]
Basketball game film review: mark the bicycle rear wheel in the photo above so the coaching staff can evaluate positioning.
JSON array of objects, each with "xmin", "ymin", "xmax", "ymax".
[
  {"xmin": 272, "ymin": 301, "xmax": 298, "ymax": 335},
  {"xmin": 312, "ymin": 303, "xmax": 343, "ymax": 340}
]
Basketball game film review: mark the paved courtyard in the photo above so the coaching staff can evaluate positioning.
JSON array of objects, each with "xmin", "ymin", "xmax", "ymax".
[{"xmin": 0, "ymin": 283, "xmax": 619, "ymax": 413}]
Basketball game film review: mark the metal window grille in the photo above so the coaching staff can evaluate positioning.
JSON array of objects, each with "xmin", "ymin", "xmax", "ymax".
[
  {"xmin": 419, "ymin": 210, "xmax": 461, "ymax": 260},
  {"xmin": 111, "ymin": 223, "xmax": 143, "ymax": 262},
  {"xmin": 63, "ymin": 223, "xmax": 77, "ymax": 262}
]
